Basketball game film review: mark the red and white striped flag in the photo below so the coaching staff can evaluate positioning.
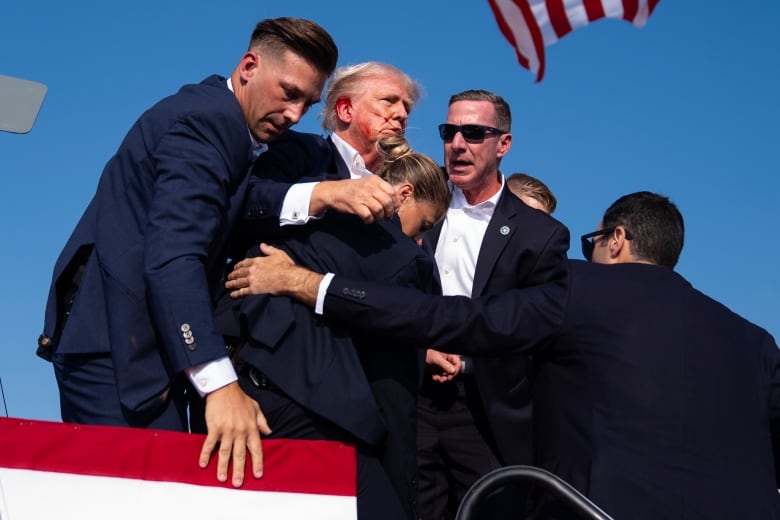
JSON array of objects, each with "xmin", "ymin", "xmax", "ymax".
[
  {"xmin": 0, "ymin": 417, "xmax": 357, "ymax": 519},
  {"xmin": 488, "ymin": 0, "xmax": 661, "ymax": 81}
]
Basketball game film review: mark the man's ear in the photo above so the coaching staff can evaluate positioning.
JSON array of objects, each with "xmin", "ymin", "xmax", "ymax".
[
  {"xmin": 609, "ymin": 226, "xmax": 631, "ymax": 262},
  {"xmin": 496, "ymin": 132, "xmax": 512, "ymax": 159},
  {"xmin": 237, "ymin": 51, "xmax": 260, "ymax": 84},
  {"xmin": 334, "ymin": 96, "xmax": 353, "ymax": 124}
]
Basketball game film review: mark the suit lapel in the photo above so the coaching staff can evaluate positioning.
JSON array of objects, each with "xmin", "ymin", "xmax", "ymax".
[{"xmin": 472, "ymin": 185, "xmax": 517, "ymax": 297}]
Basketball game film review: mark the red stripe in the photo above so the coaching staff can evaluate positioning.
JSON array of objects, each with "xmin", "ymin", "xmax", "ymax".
[
  {"xmin": 0, "ymin": 417, "xmax": 356, "ymax": 497},
  {"xmin": 583, "ymin": 0, "xmax": 606, "ymax": 22},
  {"xmin": 622, "ymin": 0, "xmax": 639, "ymax": 22},
  {"xmin": 517, "ymin": 0, "xmax": 547, "ymax": 81},
  {"xmin": 488, "ymin": 0, "xmax": 548, "ymax": 81},
  {"xmin": 547, "ymin": 0, "xmax": 573, "ymax": 39},
  {"xmin": 647, "ymin": 0, "xmax": 660, "ymax": 16},
  {"xmin": 488, "ymin": 0, "xmax": 531, "ymax": 70}
]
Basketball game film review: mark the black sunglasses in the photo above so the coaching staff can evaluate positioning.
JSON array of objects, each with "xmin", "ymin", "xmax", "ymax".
[
  {"xmin": 438, "ymin": 123, "xmax": 505, "ymax": 142},
  {"xmin": 580, "ymin": 226, "xmax": 634, "ymax": 261}
]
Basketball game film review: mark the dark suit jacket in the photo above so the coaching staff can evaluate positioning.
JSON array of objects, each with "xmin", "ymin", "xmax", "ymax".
[
  {"xmin": 221, "ymin": 131, "xmax": 436, "ymax": 518},
  {"xmin": 425, "ymin": 185, "xmax": 570, "ymax": 465},
  {"xmin": 40, "ymin": 75, "xmax": 254, "ymax": 418},
  {"xmin": 321, "ymin": 260, "xmax": 780, "ymax": 519},
  {"xmin": 230, "ymin": 130, "xmax": 347, "ymax": 254}
]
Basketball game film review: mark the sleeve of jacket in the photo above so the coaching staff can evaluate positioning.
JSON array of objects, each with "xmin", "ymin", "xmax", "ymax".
[
  {"xmin": 323, "ymin": 261, "xmax": 570, "ymax": 356},
  {"xmin": 233, "ymin": 132, "xmax": 333, "ymax": 254},
  {"xmin": 143, "ymin": 106, "xmax": 251, "ymax": 373},
  {"xmin": 764, "ymin": 330, "xmax": 780, "ymax": 486}
]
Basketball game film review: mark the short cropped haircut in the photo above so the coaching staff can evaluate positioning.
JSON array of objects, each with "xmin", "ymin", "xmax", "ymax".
[
  {"xmin": 448, "ymin": 89, "xmax": 511, "ymax": 133},
  {"xmin": 602, "ymin": 191, "xmax": 685, "ymax": 269},
  {"xmin": 506, "ymin": 172, "xmax": 557, "ymax": 214},
  {"xmin": 249, "ymin": 17, "xmax": 338, "ymax": 77},
  {"xmin": 320, "ymin": 62, "xmax": 421, "ymax": 132}
]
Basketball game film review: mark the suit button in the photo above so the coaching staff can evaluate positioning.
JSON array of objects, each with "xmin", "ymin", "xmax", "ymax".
[
  {"xmin": 38, "ymin": 334, "xmax": 52, "ymax": 348},
  {"xmin": 180, "ymin": 323, "xmax": 191, "ymax": 333}
]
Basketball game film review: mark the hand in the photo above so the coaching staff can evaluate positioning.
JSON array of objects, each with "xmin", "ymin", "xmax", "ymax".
[
  {"xmin": 426, "ymin": 349, "xmax": 462, "ymax": 383},
  {"xmin": 226, "ymin": 244, "xmax": 296, "ymax": 298},
  {"xmin": 198, "ymin": 381, "xmax": 271, "ymax": 487},
  {"xmin": 226, "ymin": 243, "xmax": 324, "ymax": 307},
  {"xmin": 311, "ymin": 176, "xmax": 399, "ymax": 223}
]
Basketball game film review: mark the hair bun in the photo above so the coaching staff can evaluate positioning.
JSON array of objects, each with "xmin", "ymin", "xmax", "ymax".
[{"xmin": 377, "ymin": 134, "xmax": 413, "ymax": 164}]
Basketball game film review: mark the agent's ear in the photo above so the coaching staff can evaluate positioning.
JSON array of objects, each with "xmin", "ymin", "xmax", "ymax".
[
  {"xmin": 396, "ymin": 182, "xmax": 414, "ymax": 203},
  {"xmin": 609, "ymin": 226, "xmax": 631, "ymax": 262},
  {"xmin": 237, "ymin": 51, "xmax": 260, "ymax": 84},
  {"xmin": 334, "ymin": 96, "xmax": 353, "ymax": 124},
  {"xmin": 496, "ymin": 132, "xmax": 512, "ymax": 159}
]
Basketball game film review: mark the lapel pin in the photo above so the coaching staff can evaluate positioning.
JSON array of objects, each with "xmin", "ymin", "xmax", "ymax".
[{"xmin": 500, "ymin": 225, "xmax": 510, "ymax": 236}]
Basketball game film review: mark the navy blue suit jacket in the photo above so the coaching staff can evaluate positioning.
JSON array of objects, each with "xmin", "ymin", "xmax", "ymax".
[
  {"xmin": 221, "ymin": 130, "xmax": 436, "ymax": 518},
  {"xmin": 321, "ymin": 260, "xmax": 780, "ymax": 519},
  {"xmin": 41, "ymin": 75, "xmax": 254, "ymax": 417},
  {"xmin": 230, "ymin": 130, "xmax": 346, "ymax": 255},
  {"xmin": 426, "ymin": 185, "xmax": 570, "ymax": 466},
  {"xmin": 225, "ymin": 212, "xmax": 437, "ymax": 445}
]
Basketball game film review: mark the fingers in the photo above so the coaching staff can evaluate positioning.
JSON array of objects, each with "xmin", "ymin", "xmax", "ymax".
[
  {"xmin": 219, "ymin": 436, "xmax": 241, "ymax": 486},
  {"xmin": 258, "ymin": 243, "xmax": 282, "ymax": 256},
  {"xmin": 228, "ymin": 437, "xmax": 247, "ymax": 487},
  {"xmin": 248, "ymin": 410, "xmax": 271, "ymax": 479},
  {"xmin": 200, "ymin": 383, "xmax": 267, "ymax": 487},
  {"xmin": 199, "ymin": 434, "xmax": 218, "ymax": 471}
]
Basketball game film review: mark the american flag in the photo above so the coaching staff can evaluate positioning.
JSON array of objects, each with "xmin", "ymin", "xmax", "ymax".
[{"xmin": 488, "ymin": 0, "xmax": 661, "ymax": 81}]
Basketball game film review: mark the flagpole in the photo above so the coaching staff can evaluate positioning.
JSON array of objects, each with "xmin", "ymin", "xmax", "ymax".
[{"xmin": 0, "ymin": 377, "xmax": 8, "ymax": 417}]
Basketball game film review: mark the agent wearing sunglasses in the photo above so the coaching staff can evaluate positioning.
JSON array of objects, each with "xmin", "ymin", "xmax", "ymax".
[
  {"xmin": 229, "ymin": 190, "xmax": 780, "ymax": 520},
  {"xmin": 411, "ymin": 89, "xmax": 570, "ymax": 519}
]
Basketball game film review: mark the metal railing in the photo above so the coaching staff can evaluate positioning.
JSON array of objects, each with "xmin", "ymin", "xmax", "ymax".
[{"xmin": 455, "ymin": 465, "xmax": 614, "ymax": 520}]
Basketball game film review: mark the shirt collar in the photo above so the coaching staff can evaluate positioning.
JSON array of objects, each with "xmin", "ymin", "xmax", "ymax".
[
  {"xmin": 449, "ymin": 174, "xmax": 505, "ymax": 214},
  {"xmin": 331, "ymin": 133, "xmax": 371, "ymax": 177}
]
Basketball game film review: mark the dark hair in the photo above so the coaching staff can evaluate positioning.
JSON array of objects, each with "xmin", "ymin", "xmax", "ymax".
[
  {"xmin": 602, "ymin": 191, "xmax": 684, "ymax": 268},
  {"xmin": 375, "ymin": 135, "xmax": 450, "ymax": 217},
  {"xmin": 448, "ymin": 89, "xmax": 511, "ymax": 133},
  {"xmin": 506, "ymin": 172, "xmax": 557, "ymax": 214},
  {"xmin": 249, "ymin": 17, "xmax": 338, "ymax": 76}
]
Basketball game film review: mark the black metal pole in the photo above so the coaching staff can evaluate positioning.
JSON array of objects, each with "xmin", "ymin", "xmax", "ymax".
[{"xmin": 0, "ymin": 377, "xmax": 8, "ymax": 417}]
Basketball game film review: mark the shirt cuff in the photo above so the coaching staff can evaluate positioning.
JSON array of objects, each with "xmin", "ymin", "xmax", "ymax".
[
  {"xmin": 279, "ymin": 182, "xmax": 319, "ymax": 225},
  {"xmin": 460, "ymin": 355, "xmax": 473, "ymax": 375},
  {"xmin": 185, "ymin": 356, "xmax": 237, "ymax": 397},
  {"xmin": 315, "ymin": 272, "xmax": 335, "ymax": 315}
]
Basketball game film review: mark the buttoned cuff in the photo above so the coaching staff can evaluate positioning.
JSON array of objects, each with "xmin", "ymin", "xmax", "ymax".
[
  {"xmin": 280, "ymin": 182, "xmax": 319, "ymax": 225},
  {"xmin": 316, "ymin": 273, "xmax": 335, "ymax": 315},
  {"xmin": 185, "ymin": 356, "xmax": 237, "ymax": 397}
]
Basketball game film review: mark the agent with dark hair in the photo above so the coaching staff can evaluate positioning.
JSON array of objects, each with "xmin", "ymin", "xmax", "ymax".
[
  {"xmin": 38, "ymin": 17, "xmax": 338, "ymax": 487},
  {"xmin": 233, "ymin": 191, "xmax": 780, "ymax": 519}
]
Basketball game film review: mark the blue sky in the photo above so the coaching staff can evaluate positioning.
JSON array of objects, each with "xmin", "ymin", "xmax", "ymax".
[{"xmin": 1, "ymin": 1, "xmax": 778, "ymax": 422}]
